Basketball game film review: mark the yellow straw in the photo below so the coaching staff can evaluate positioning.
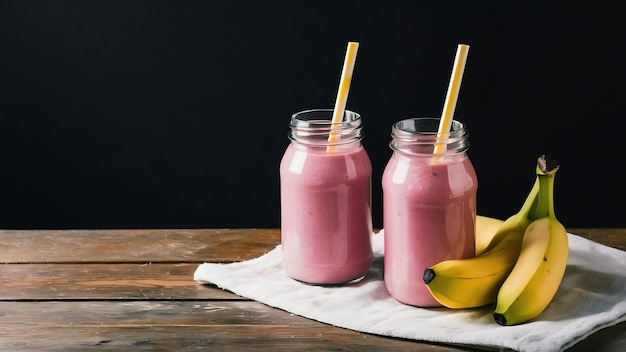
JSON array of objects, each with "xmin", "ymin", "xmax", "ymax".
[
  {"xmin": 434, "ymin": 43, "xmax": 470, "ymax": 155},
  {"xmin": 327, "ymin": 41, "xmax": 360, "ymax": 152}
]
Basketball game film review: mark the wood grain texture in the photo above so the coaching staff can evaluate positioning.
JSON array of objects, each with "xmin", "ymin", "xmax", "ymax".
[
  {"xmin": 0, "ymin": 228, "xmax": 624, "ymax": 351},
  {"xmin": 0, "ymin": 228, "xmax": 281, "ymax": 263},
  {"xmin": 0, "ymin": 301, "xmax": 623, "ymax": 352},
  {"xmin": 2, "ymin": 228, "xmax": 622, "ymax": 264},
  {"xmin": 567, "ymin": 228, "xmax": 626, "ymax": 251},
  {"xmin": 0, "ymin": 301, "xmax": 465, "ymax": 351},
  {"xmin": 0, "ymin": 326, "xmax": 470, "ymax": 352},
  {"xmin": 0, "ymin": 263, "xmax": 237, "ymax": 300}
]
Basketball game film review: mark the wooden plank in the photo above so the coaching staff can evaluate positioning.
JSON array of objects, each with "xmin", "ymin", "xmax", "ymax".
[
  {"xmin": 567, "ymin": 228, "xmax": 626, "ymax": 251},
  {"xmin": 0, "ymin": 326, "xmax": 469, "ymax": 352},
  {"xmin": 0, "ymin": 301, "xmax": 492, "ymax": 352},
  {"xmin": 0, "ymin": 301, "xmax": 318, "ymax": 326},
  {"xmin": 1, "ymin": 228, "xmax": 623, "ymax": 264},
  {"xmin": 568, "ymin": 324, "xmax": 626, "ymax": 352},
  {"xmin": 0, "ymin": 228, "xmax": 626, "ymax": 263},
  {"xmin": 0, "ymin": 228, "xmax": 282, "ymax": 264},
  {"xmin": 0, "ymin": 301, "xmax": 458, "ymax": 351},
  {"xmin": 0, "ymin": 301, "xmax": 623, "ymax": 352},
  {"xmin": 0, "ymin": 263, "xmax": 239, "ymax": 300}
]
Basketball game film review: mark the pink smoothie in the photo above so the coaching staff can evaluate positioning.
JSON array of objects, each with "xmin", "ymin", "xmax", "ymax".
[
  {"xmin": 280, "ymin": 143, "xmax": 373, "ymax": 285},
  {"xmin": 382, "ymin": 154, "xmax": 477, "ymax": 306}
]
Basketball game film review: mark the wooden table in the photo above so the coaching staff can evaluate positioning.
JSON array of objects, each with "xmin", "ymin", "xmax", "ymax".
[{"xmin": 1, "ymin": 228, "xmax": 624, "ymax": 351}]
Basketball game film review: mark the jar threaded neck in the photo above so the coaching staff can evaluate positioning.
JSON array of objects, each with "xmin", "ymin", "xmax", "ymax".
[
  {"xmin": 289, "ymin": 109, "xmax": 364, "ymax": 148},
  {"xmin": 390, "ymin": 117, "xmax": 470, "ymax": 155}
]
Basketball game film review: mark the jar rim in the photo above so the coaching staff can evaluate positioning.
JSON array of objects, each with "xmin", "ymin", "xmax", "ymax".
[
  {"xmin": 288, "ymin": 109, "xmax": 364, "ymax": 148},
  {"xmin": 390, "ymin": 117, "xmax": 470, "ymax": 155},
  {"xmin": 392, "ymin": 117, "xmax": 466, "ymax": 137},
  {"xmin": 291, "ymin": 109, "xmax": 362, "ymax": 129}
]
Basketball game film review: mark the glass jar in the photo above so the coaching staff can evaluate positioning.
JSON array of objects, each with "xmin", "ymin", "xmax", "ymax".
[
  {"xmin": 280, "ymin": 109, "xmax": 373, "ymax": 285},
  {"xmin": 382, "ymin": 117, "xmax": 478, "ymax": 306}
]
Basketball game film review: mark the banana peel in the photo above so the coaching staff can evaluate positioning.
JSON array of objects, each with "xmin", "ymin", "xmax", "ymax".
[{"xmin": 475, "ymin": 215, "xmax": 504, "ymax": 256}]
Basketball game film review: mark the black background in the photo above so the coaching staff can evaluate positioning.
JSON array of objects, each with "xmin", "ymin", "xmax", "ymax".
[{"xmin": 1, "ymin": 1, "xmax": 625, "ymax": 229}]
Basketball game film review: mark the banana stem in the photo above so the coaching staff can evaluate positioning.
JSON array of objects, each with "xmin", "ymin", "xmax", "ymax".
[
  {"xmin": 536, "ymin": 175, "xmax": 551, "ymax": 219},
  {"xmin": 535, "ymin": 155, "xmax": 560, "ymax": 219},
  {"xmin": 525, "ymin": 178, "xmax": 540, "ymax": 220}
]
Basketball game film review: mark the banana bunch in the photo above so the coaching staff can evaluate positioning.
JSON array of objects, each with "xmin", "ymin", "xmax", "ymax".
[
  {"xmin": 422, "ymin": 174, "xmax": 540, "ymax": 309},
  {"xmin": 423, "ymin": 155, "xmax": 568, "ymax": 326},
  {"xmin": 493, "ymin": 155, "xmax": 569, "ymax": 325}
]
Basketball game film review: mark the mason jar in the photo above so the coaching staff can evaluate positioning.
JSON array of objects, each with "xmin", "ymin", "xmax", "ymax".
[
  {"xmin": 382, "ymin": 117, "xmax": 477, "ymax": 306},
  {"xmin": 280, "ymin": 109, "xmax": 373, "ymax": 285}
]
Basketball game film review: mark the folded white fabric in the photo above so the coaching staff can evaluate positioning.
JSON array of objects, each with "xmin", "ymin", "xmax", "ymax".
[{"xmin": 194, "ymin": 231, "xmax": 626, "ymax": 352}]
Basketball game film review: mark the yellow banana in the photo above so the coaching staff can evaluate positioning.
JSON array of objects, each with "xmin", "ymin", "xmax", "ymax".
[
  {"xmin": 423, "ymin": 171, "xmax": 541, "ymax": 309},
  {"xmin": 494, "ymin": 155, "xmax": 569, "ymax": 325},
  {"xmin": 475, "ymin": 215, "xmax": 504, "ymax": 256}
]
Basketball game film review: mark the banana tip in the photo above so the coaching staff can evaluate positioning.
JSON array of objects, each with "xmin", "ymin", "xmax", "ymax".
[
  {"xmin": 493, "ymin": 313, "xmax": 507, "ymax": 326},
  {"xmin": 423, "ymin": 268, "xmax": 436, "ymax": 284}
]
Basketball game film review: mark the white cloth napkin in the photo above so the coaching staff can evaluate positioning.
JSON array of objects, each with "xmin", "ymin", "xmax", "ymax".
[{"xmin": 194, "ymin": 230, "xmax": 626, "ymax": 352}]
